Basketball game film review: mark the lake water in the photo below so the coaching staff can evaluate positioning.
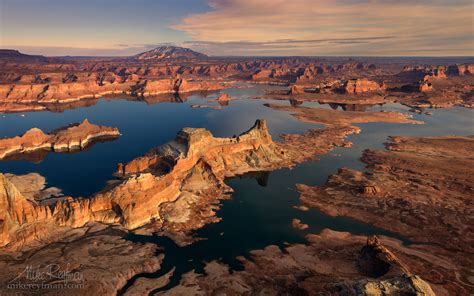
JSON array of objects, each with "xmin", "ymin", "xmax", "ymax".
[{"xmin": 1, "ymin": 85, "xmax": 473, "ymax": 293}]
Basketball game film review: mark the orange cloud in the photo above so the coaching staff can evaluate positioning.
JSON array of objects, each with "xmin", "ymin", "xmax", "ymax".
[{"xmin": 174, "ymin": 0, "xmax": 474, "ymax": 55}]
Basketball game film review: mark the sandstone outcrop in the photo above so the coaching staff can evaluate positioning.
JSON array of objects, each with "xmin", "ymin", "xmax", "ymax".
[
  {"xmin": 0, "ymin": 224, "xmax": 163, "ymax": 296},
  {"xmin": 129, "ymin": 77, "xmax": 223, "ymax": 97},
  {"xmin": 4, "ymin": 173, "xmax": 62, "ymax": 202},
  {"xmin": 419, "ymin": 81, "xmax": 434, "ymax": 92},
  {"xmin": 161, "ymin": 230, "xmax": 435, "ymax": 295},
  {"xmin": 0, "ymin": 76, "xmax": 225, "ymax": 111},
  {"xmin": 201, "ymin": 93, "xmax": 239, "ymax": 107},
  {"xmin": 0, "ymin": 119, "xmax": 363, "ymax": 249},
  {"xmin": 291, "ymin": 218, "xmax": 308, "ymax": 230},
  {"xmin": 264, "ymin": 103, "xmax": 422, "ymax": 126},
  {"xmin": 344, "ymin": 78, "xmax": 384, "ymax": 94},
  {"xmin": 297, "ymin": 135, "xmax": 474, "ymax": 294},
  {"xmin": 0, "ymin": 119, "xmax": 120, "ymax": 159},
  {"xmin": 215, "ymin": 93, "xmax": 236, "ymax": 104},
  {"xmin": 2, "ymin": 51, "xmax": 473, "ymax": 113}
]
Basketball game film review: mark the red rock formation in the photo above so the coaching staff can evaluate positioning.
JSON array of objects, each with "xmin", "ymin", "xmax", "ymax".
[
  {"xmin": 162, "ymin": 230, "xmax": 434, "ymax": 295},
  {"xmin": 457, "ymin": 64, "xmax": 474, "ymax": 76},
  {"xmin": 0, "ymin": 119, "xmax": 361, "ymax": 249},
  {"xmin": 345, "ymin": 78, "xmax": 384, "ymax": 94},
  {"xmin": 129, "ymin": 77, "xmax": 224, "ymax": 97},
  {"xmin": 264, "ymin": 103, "xmax": 422, "ymax": 126},
  {"xmin": 0, "ymin": 76, "xmax": 224, "ymax": 109},
  {"xmin": 290, "ymin": 84, "xmax": 305, "ymax": 94},
  {"xmin": 0, "ymin": 119, "xmax": 120, "ymax": 159},
  {"xmin": 420, "ymin": 82, "xmax": 434, "ymax": 92},
  {"xmin": 297, "ymin": 135, "xmax": 474, "ymax": 294}
]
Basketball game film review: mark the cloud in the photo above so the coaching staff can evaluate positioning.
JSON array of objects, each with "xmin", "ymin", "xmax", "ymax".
[{"xmin": 173, "ymin": 0, "xmax": 474, "ymax": 55}]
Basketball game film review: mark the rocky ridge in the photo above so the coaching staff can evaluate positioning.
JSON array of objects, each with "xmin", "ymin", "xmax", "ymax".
[
  {"xmin": 296, "ymin": 135, "xmax": 474, "ymax": 294},
  {"xmin": 2, "ymin": 50, "xmax": 472, "ymax": 113},
  {"xmin": 0, "ymin": 119, "xmax": 120, "ymax": 159},
  {"xmin": 134, "ymin": 46, "xmax": 208, "ymax": 61},
  {"xmin": 265, "ymin": 103, "xmax": 422, "ymax": 127},
  {"xmin": 0, "ymin": 119, "xmax": 361, "ymax": 250},
  {"xmin": 0, "ymin": 76, "xmax": 224, "ymax": 113},
  {"xmin": 161, "ymin": 230, "xmax": 435, "ymax": 295}
]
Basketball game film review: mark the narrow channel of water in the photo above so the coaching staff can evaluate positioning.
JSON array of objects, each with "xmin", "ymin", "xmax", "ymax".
[
  {"xmin": 121, "ymin": 102, "xmax": 473, "ymax": 294},
  {"xmin": 1, "ymin": 86, "xmax": 472, "ymax": 294}
]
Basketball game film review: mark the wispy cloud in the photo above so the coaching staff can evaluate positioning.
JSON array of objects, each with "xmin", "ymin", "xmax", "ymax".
[{"xmin": 173, "ymin": 0, "xmax": 474, "ymax": 55}]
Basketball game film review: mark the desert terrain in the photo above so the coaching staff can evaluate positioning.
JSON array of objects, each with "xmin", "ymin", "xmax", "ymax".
[{"xmin": 0, "ymin": 46, "xmax": 472, "ymax": 295}]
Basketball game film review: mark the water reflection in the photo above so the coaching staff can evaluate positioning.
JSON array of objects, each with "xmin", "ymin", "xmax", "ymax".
[
  {"xmin": 1, "ymin": 86, "xmax": 473, "ymax": 293},
  {"xmin": 327, "ymin": 102, "xmax": 378, "ymax": 111},
  {"xmin": 235, "ymin": 171, "xmax": 271, "ymax": 187},
  {"xmin": 1, "ymin": 136, "xmax": 120, "ymax": 163}
]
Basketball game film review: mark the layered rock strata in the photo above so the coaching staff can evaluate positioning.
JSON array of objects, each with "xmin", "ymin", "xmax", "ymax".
[
  {"xmin": 297, "ymin": 135, "xmax": 474, "ymax": 294},
  {"xmin": 161, "ymin": 230, "xmax": 435, "ymax": 295},
  {"xmin": 2, "ymin": 56, "xmax": 472, "ymax": 113},
  {"xmin": 0, "ymin": 77, "xmax": 224, "ymax": 111},
  {"xmin": 0, "ymin": 224, "xmax": 163, "ymax": 296},
  {"xmin": 268, "ymin": 63, "xmax": 474, "ymax": 109},
  {"xmin": 0, "ymin": 119, "xmax": 120, "ymax": 159},
  {"xmin": 0, "ymin": 119, "xmax": 361, "ymax": 250}
]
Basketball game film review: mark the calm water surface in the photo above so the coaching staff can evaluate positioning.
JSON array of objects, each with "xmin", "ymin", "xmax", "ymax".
[{"xmin": 1, "ymin": 86, "xmax": 473, "ymax": 293}]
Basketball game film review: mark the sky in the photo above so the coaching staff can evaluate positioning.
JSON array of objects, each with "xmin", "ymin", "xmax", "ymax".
[{"xmin": 0, "ymin": 0, "xmax": 473, "ymax": 56}]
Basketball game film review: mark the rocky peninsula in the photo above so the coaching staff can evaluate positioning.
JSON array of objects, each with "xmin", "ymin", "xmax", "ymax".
[
  {"xmin": 0, "ymin": 76, "xmax": 225, "ymax": 113},
  {"xmin": 0, "ymin": 119, "xmax": 362, "ymax": 250},
  {"xmin": 296, "ymin": 135, "xmax": 474, "ymax": 294},
  {"xmin": 0, "ymin": 47, "xmax": 472, "ymax": 295},
  {"xmin": 0, "ymin": 119, "xmax": 120, "ymax": 160},
  {"xmin": 2, "ymin": 48, "xmax": 472, "ymax": 114},
  {"xmin": 0, "ymin": 118, "xmax": 367, "ymax": 294},
  {"xmin": 264, "ymin": 103, "xmax": 422, "ymax": 126}
]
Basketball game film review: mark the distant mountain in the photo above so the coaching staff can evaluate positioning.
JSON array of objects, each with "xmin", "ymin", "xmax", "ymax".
[
  {"xmin": 0, "ymin": 49, "xmax": 47, "ymax": 61},
  {"xmin": 134, "ymin": 46, "xmax": 207, "ymax": 61}
]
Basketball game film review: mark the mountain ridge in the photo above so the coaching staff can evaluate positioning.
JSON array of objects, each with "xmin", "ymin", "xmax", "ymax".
[{"xmin": 134, "ymin": 46, "xmax": 208, "ymax": 61}]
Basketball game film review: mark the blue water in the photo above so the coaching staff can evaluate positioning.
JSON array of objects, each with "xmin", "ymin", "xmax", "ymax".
[
  {"xmin": 1, "ymin": 86, "xmax": 473, "ymax": 293},
  {"xmin": 0, "ymin": 86, "xmax": 318, "ymax": 197}
]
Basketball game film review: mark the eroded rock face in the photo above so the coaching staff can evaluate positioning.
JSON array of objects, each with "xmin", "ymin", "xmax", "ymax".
[
  {"xmin": 215, "ymin": 93, "xmax": 235, "ymax": 103},
  {"xmin": 4, "ymin": 173, "xmax": 62, "ymax": 202},
  {"xmin": 2, "ymin": 55, "xmax": 472, "ymax": 113},
  {"xmin": 0, "ymin": 224, "xmax": 163, "ymax": 296},
  {"xmin": 130, "ymin": 77, "xmax": 224, "ymax": 97},
  {"xmin": 161, "ymin": 230, "xmax": 435, "ymax": 295},
  {"xmin": 345, "ymin": 78, "xmax": 384, "ymax": 94},
  {"xmin": 297, "ymin": 135, "xmax": 474, "ymax": 294},
  {"xmin": 0, "ymin": 119, "xmax": 358, "ymax": 249},
  {"xmin": 0, "ymin": 76, "xmax": 224, "ymax": 112},
  {"xmin": 266, "ymin": 62, "xmax": 474, "ymax": 110},
  {"xmin": 0, "ymin": 119, "xmax": 120, "ymax": 159}
]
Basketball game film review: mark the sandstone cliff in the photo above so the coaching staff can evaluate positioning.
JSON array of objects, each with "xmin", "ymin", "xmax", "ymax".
[
  {"xmin": 344, "ymin": 78, "xmax": 384, "ymax": 94},
  {"xmin": 0, "ymin": 119, "xmax": 359, "ymax": 249},
  {"xmin": 0, "ymin": 77, "xmax": 224, "ymax": 109}
]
